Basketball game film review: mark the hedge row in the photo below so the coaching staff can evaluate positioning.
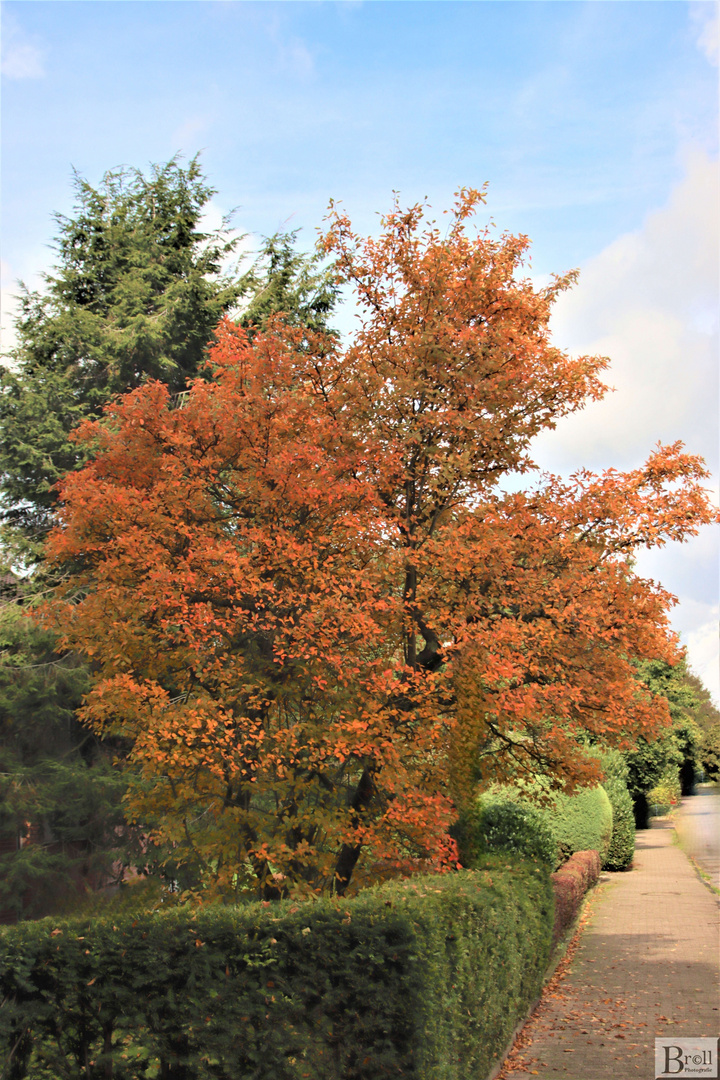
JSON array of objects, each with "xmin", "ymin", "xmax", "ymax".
[
  {"xmin": 0, "ymin": 859, "xmax": 554, "ymax": 1080},
  {"xmin": 453, "ymin": 798, "xmax": 557, "ymax": 870},
  {"xmin": 550, "ymin": 850, "xmax": 601, "ymax": 946},
  {"xmin": 596, "ymin": 751, "xmax": 635, "ymax": 871},
  {"xmin": 540, "ymin": 787, "xmax": 613, "ymax": 865},
  {"xmin": 459, "ymin": 784, "xmax": 615, "ymax": 871}
]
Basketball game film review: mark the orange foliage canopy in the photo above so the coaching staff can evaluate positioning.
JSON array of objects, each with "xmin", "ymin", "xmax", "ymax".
[{"xmin": 45, "ymin": 190, "xmax": 718, "ymax": 899}]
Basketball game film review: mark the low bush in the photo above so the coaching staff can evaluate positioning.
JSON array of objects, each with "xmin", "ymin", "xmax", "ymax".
[
  {"xmin": 453, "ymin": 797, "xmax": 558, "ymax": 870},
  {"xmin": 550, "ymin": 850, "xmax": 600, "ymax": 946},
  {"xmin": 597, "ymin": 750, "xmax": 635, "ymax": 871},
  {"xmin": 0, "ymin": 861, "xmax": 554, "ymax": 1080},
  {"xmin": 541, "ymin": 786, "xmax": 613, "ymax": 864},
  {"xmin": 466, "ymin": 783, "xmax": 613, "ymax": 868},
  {"xmin": 602, "ymin": 778, "xmax": 635, "ymax": 870}
]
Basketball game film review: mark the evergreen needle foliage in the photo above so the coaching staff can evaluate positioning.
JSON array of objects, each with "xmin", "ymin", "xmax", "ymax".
[
  {"xmin": 0, "ymin": 155, "xmax": 248, "ymax": 557},
  {"xmin": 0, "ymin": 863, "xmax": 554, "ymax": 1080},
  {"xmin": 598, "ymin": 751, "xmax": 636, "ymax": 871}
]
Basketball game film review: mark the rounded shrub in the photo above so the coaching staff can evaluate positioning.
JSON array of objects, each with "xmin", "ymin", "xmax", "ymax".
[
  {"xmin": 454, "ymin": 796, "xmax": 558, "ymax": 869},
  {"xmin": 601, "ymin": 778, "xmax": 635, "ymax": 870},
  {"xmin": 541, "ymin": 785, "xmax": 614, "ymax": 863}
]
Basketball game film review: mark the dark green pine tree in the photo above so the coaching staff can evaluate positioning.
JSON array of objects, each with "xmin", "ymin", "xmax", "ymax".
[
  {"xmin": 0, "ymin": 573, "xmax": 133, "ymax": 921},
  {"xmin": 239, "ymin": 229, "xmax": 339, "ymax": 336},
  {"xmin": 0, "ymin": 155, "xmax": 250, "ymax": 559},
  {"xmin": 1, "ymin": 156, "xmax": 339, "ymax": 562}
]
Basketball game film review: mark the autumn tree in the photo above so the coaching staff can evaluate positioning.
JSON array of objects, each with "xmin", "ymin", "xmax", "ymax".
[
  {"xmin": 0, "ymin": 155, "xmax": 339, "ymax": 915},
  {"xmin": 44, "ymin": 190, "xmax": 719, "ymax": 900},
  {"xmin": 0, "ymin": 155, "xmax": 338, "ymax": 558}
]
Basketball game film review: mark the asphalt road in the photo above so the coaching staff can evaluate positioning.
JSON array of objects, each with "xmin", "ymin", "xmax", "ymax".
[{"xmin": 673, "ymin": 785, "xmax": 720, "ymax": 891}]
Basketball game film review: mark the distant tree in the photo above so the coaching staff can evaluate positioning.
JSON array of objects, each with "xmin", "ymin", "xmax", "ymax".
[
  {"xmin": 624, "ymin": 658, "xmax": 711, "ymax": 825},
  {"xmin": 683, "ymin": 670, "xmax": 720, "ymax": 780}
]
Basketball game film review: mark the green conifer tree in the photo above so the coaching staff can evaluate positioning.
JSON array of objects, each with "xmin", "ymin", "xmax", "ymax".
[{"xmin": 0, "ymin": 155, "xmax": 250, "ymax": 557}]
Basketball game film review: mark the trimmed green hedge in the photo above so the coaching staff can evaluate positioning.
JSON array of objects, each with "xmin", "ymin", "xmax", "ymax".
[
  {"xmin": 0, "ymin": 861, "xmax": 554, "ymax": 1080},
  {"xmin": 467, "ymin": 784, "xmax": 614, "ymax": 869},
  {"xmin": 454, "ymin": 797, "xmax": 558, "ymax": 869},
  {"xmin": 602, "ymin": 778, "xmax": 635, "ymax": 870},
  {"xmin": 545, "ymin": 785, "xmax": 613, "ymax": 863},
  {"xmin": 598, "ymin": 750, "xmax": 635, "ymax": 871}
]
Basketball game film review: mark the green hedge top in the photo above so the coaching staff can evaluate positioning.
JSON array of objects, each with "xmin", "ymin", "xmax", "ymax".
[
  {"xmin": 1, "ymin": 860, "xmax": 554, "ymax": 1080},
  {"xmin": 544, "ymin": 785, "xmax": 613, "ymax": 862},
  {"xmin": 470, "ymin": 783, "xmax": 614, "ymax": 867},
  {"xmin": 453, "ymin": 796, "xmax": 558, "ymax": 869}
]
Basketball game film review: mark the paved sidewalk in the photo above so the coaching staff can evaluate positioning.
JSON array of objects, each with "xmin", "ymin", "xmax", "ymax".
[{"xmin": 498, "ymin": 817, "xmax": 720, "ymax": 1080}]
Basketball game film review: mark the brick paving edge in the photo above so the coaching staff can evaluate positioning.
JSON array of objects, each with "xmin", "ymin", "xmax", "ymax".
[{"xmin": 676, "ymin": 845, "xmax": 720, "ymax": 900}]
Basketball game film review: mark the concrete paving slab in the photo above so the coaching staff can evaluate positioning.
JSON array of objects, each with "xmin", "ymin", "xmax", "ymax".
[{"xmin": 496, "ymin": 815, "xmax": 720, "ymax": 1080}]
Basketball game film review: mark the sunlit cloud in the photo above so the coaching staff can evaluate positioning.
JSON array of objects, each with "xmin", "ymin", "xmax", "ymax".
[
  {"xmin": 685, "ymin": 606, "xmax": 720, "ymax": 705},
  {"xmin": 691, "ymin": 0, "xmax": 719, "ymax": 66},
  {"xmin": 534, "ymin": 149, "xmax": 718, "ymax": 476},
  {"xmin": 528, "ymin": 149, "xmax": 719, "ymax": 701},
  {"xmin": 261, "ymin": 9, "xmax": 316, "ymax": 80},
  {"xmin": 1, "ymin": 12, "xmax": 45, "ymax": 79}
]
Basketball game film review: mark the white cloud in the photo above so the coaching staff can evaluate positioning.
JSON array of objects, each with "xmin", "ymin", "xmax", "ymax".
[
  {"xmin": 533, "ymin": 149, "xmax": 718, "ymax": 475},
  {"xmin": 1, "ymin": 13, "xmax": 45, "ymax": 80},
  {"xmin": 198, "ymin": 200, "xmax": 255, "ymax": 261},
  {"xmin": 654, "ymin": 592, "xmax": 720, "ymax": 706},
  {"xmin": 690, "ymin": 1, "xmax": 719, "ymax": 66},
  {"xmin": 635, "ymin": 539, "xmax": 720, "ymax": 706},
  {"xmin": 260, "ymin": 9, "xmax": 316, "ymax": 80},
  {"xmin": 529, "ymin": 150, "xmax": 719, "ymax": 700},
  {"xmin": 685, "ymin": 608, "xmax": 720, "ymax": 706}
]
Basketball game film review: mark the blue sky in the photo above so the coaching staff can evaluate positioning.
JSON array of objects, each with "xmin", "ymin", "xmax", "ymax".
[
  {"xmin": 1, "ymin": 0, "xmax": 718, "ymax": 699},
  {"xmin": 2, "ymin": 2, "xmax": 717, "ymax": 267}
]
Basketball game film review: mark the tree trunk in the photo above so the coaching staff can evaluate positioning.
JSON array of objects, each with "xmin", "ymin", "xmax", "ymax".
[{"xmin": 333, "ymin": 766, "xmax": 375, "ymax": 895}]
